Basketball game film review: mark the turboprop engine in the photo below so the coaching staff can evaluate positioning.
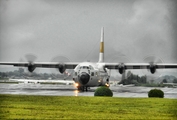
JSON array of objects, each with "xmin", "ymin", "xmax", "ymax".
[
  {"xmin": 58, "ymin": 64, "xmax": 66, "ymax": 73},
  {"xmin": 149, "ymin": 64, "xmax": 156, "ymax": 74},
  {"xmin": 118, "ymin": 63, "xmax": 126, "ymax": 74},
  {"xmin": 28, "ymin": 63, "xmax": 36, "ymax": 72}
]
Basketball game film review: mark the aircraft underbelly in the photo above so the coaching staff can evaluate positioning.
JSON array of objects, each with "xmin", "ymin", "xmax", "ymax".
[
  {"xmin": 85, "ymin": 76, "xmax": 107, "ymax": 87},
  {"xmin": 86, "ymin": 78, "xmax": 100, "ymax": 87}
]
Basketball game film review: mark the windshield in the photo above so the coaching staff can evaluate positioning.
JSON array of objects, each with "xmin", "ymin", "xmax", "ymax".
[
  {"xmin": 80, "ymin": 66, "xmax": 89, "ymax": 69},
  {"xmin": 75, "ymin": 64, "xmax": 95, "ymax": 70}
]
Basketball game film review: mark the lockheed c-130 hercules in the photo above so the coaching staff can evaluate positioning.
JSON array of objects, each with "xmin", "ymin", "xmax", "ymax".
[{"xmin": 1, "ymin": 27, "xmax": 177, "ymax": 91}]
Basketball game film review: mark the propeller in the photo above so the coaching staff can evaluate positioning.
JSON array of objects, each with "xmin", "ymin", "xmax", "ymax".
[
  {"xmin": 25, "ymin": 54, "xmax": 37, "ymax": 63},
  {"xmin": 50, "ymin": 55, "xmax": 73, "ymax": 80},
  {"xmin": 108, "ymin": 54, "xmax": 132, "ymax": 80},
  {"xmin": 141, "ymin": 55, "xmax": 164, "ymax": 77},
  {"xmin": 25, "ymin": 53, "xmax": 40, "ymax": 73},
  {"xmin": 19, "ymin": 53, "xmax": 40, "ymax": 78}
]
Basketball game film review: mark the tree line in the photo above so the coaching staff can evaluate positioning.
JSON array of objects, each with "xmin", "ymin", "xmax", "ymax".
[
  {"xmin": 119, "ymin": 71, "xmax": 147, "ymax": 85},
  {"xmin": 119, "ymin": 71, "xmax": 177, "ymax": 86},
  {"xmin": 0, "ymin": 68, "xmax": 71, "ymax": 80}
]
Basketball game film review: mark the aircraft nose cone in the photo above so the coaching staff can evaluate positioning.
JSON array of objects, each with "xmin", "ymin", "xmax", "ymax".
[{"xmin": 79, "ymin": 72, "xmax": 90, "ymax": 85}]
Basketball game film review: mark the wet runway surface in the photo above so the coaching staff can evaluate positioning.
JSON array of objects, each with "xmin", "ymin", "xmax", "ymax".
[{"xmin": 0, "ymin": 83, "xmax": 177, "ymax": 99}]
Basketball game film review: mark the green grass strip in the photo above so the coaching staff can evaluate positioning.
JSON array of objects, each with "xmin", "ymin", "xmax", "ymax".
[{"xmin": 0, "ymin": 94, "xmax": 177, "ymax": 119}]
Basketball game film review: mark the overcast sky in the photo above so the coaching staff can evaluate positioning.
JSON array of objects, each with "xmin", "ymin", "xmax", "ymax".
[{"xmin": 0, "ymin": 0, "xmax": 177, "ymax": 76}]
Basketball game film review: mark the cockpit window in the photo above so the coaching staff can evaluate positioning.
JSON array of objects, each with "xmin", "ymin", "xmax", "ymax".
[
  {"xmin": 77, "ymin": 65, "xmax": 94, "ymax": 70},
  {"xmin": 80, "ymin": 66, "xmax": 89, "ymax": 69},
  {"xmin": 89, "ymin": 65, "xmax": 94, "ymax": 70}
]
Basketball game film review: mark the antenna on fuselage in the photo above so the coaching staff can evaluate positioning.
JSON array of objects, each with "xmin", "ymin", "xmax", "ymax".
[{"xmin": 98, "ymin": 27, "xmax": 104, "ymax": 63}]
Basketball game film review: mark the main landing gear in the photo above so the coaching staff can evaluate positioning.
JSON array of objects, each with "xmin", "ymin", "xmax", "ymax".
[{"xmin": 77, "ymin": 86, "xmax": 90, "ymax": 91}]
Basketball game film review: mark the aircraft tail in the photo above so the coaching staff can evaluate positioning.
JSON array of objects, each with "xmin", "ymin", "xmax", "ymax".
[{"xmin": 98, "ymin": 27, "xmax": 104, "ymax": 63}]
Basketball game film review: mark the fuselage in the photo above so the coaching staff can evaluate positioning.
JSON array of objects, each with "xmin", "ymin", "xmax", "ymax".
[{"xmin": 72, "ymin": 62, "xmax": 109, "ymax": 88}]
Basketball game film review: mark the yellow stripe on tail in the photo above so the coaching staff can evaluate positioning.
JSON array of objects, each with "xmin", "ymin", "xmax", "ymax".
[
  {"xmin": 100, "ymin": 42, "xmax": 104, "ymax": 53},
  {"xmin": 98, "ymin": 27, "xmax": 104, "ymax": 62}
]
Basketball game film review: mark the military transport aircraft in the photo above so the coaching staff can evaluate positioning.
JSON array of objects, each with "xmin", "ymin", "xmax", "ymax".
[{"xmin": 1, "ymin": 27, "xmax": 177, "ymax": 91}]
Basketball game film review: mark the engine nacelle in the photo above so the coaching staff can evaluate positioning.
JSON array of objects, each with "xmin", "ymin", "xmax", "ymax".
[
  {"xmin": 118, "ymin": 63, "xmax": 125, "ymax": 74},
  {"xmin": 28, "ymin": 64, "xmax": 36, "ymax": 72},
  {"xmin": 150, "ymin": 65, "xmax": 156, "ymax": 74},
  {"xmin": 58, "ymin": 64, "xmax": 66, "ymax": 74}
]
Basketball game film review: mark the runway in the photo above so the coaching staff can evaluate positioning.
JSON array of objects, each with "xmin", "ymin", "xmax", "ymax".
[{"xmin": 0, "ymin": 83, "xmax": 177, "ymax": 99}]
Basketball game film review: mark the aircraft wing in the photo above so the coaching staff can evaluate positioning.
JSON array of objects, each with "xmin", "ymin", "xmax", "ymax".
[
  {"xmin": 105, "ymin": 63, "xmax": 177, "ymax": 69},
  {"xmin": 104, "ymin": 63, "xmax": 177, "ymax": 74},
  {"xmin": 0, "ymin": 62, "xmax": 78, "ymax": 69},
  {"xmin": 0, "ymin": 62, "xmax": 78, "ymax": 73}
]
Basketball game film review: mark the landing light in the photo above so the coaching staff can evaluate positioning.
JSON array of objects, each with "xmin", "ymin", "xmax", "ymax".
[
  {"xmin": 74, "ymin": 83, "xmax": 79, "ymax": 87},
  {"xmin": 105, "ymin": 83, "xmax": 110, "ymax": 87}
]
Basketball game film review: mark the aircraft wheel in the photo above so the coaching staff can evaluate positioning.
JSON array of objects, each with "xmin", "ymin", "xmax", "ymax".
[
  {"xmin": 77, "ymin": 86, "xmax": 84, "ymax": 91},
  {"xmin": 85, "ymin": 87, "xmax": 88, "ymax": 92},
  {"xmin": 77, "ymin": 86, "xmax": 88, "ymax": 92}
]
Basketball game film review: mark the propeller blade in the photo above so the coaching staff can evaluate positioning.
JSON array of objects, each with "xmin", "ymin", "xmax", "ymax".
[
  {"xmin": 50, "ymin": 55, "xmax": 73, "ymax": 79},
  {"xmin": 25, "ymin": 54, "xmax": 37, "ymax": 63},
  {"xmin": 141, "ymin": 55, "xmax": 164, "ymax": 77},
  {"xmin": 24, "ymin": 53, "xmax": 41, "ymax": 73},
  {"xmin": 109, "ymin": 54, "xmax": 132, "ymax": 80}
]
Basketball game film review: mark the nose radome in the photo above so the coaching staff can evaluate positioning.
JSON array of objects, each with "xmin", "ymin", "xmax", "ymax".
[{"xmin": 79, "ymin": 72, "xmax": 90, "ymax": 85}]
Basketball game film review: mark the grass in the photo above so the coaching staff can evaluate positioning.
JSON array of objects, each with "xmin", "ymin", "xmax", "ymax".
[{"xmin": 0, "ymin": 94, "xmax": 177, "ymax": 119}]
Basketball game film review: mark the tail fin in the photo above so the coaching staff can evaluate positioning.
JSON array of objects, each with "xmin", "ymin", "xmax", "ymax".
[{"xmin": 98, "ymin": 27, "xmax": 104, "ymax": 63}]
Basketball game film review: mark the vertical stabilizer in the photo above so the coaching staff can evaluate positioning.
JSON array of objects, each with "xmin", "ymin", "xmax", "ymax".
[{"xmin": 98, "ymin": 27, "xmax": 104, "ymax": 62}]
